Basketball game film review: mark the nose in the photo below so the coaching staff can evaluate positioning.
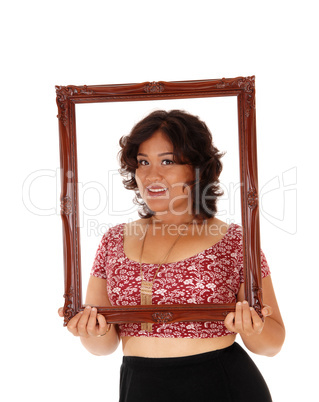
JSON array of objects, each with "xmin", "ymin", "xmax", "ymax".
[{"xmin": 145, "ymin": 164, "xmax": 163, "ymax": 183}]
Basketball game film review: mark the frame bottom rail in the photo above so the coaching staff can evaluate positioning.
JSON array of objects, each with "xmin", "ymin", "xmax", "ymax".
[{"xmin": 86, "ymin": 303, "xmax": 237, "ymax": 324}]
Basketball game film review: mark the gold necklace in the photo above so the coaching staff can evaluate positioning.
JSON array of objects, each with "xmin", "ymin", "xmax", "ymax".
[{"xmin": 139, "ymin": 218, "xmax": 192, "ymax": 331}]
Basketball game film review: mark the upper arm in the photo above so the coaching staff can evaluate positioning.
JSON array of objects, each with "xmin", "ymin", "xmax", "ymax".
[
  {"xmin": 87, "ymin": 230, "xmax": 110, "ymax": 306},
  {"xmin": 237, "ymin": 275, "xmax": 285, "ymax": 329},
  {"xmin": 85, "ymin": 275, "xmax": 111, "ymax": 307},
  {"xmin": 261, "ymin": 275, "xmax": 285, "ymax": 328},
  {"xmin": 85, "ymin": 276, "xmax": 121, "ymax": 340}
]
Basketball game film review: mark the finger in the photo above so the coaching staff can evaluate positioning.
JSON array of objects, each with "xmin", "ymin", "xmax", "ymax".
[
  {"xmin": 250, "ymin": 308, "xmax": 264, "ymax": 334},
  {"xmin": 224, "ymin": 312, "xmax": 236, "ymax": 332},
  {"xmin": 67, "ymin": 311, "xmax": 84, "ymax": 336},
  {"xmin": 242, "ymin": 301, "xmax": 254, "ymax": 336},
  {"xmin": 87, "ymin": 307, "xmax": 99, "ymax": 336},
  {"xmin": 77, "ymin": 306, "xmax": 92, "ymax": 337},
  {"xmin": 58, "ymin": 307, "xmax": 64, "ymax": 317},
  {"xmin": 234, "ymin": 302, "xmax": 243, "ymax": 333},
  {"xmin": 96, "ymin": 314, "xmax": 110, "ymax": 336},
  {"xmin": 262, "ymin": 305, "xmax": 273, "ymax": 318}
]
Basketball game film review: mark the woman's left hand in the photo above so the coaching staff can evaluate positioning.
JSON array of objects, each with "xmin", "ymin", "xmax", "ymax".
[{"xmin": 224, "ymin": 301, "xmax": 273, "ymax": 336}]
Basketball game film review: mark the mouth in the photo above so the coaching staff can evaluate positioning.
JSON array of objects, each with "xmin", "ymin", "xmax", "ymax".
[{"xmin": 146, "ymin": 186, "xmax": 168, "ymax": 197}]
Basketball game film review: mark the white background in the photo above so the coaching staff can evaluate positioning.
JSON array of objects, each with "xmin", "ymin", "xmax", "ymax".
[{"xmin": 1, "ymin": 1, "xmax": 318, "ymax": 401}]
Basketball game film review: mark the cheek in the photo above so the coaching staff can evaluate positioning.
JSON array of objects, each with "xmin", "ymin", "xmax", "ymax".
[
  {"xmin": 182, "ymin": 169, "xmax": 195, "ymax": 193},
  {"xmin": 134, "ymin": 171, "xmax": 144, "ymax": 190},
  {"xmin": 180, "ymin": 167, "xmax": 195, "ymax": 186}
]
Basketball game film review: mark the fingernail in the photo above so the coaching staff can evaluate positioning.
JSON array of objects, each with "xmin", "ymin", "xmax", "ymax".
[
  {"xmin": 237, "ymin": 302, "xmax": 242, "ymax": 306},
  {"xmin": 243, "ymin": 300, "xmax": 248, "ymax": 305},
  {"xmin": 92, "ymin": 307, "xmax": 97, "ymax": 312}
]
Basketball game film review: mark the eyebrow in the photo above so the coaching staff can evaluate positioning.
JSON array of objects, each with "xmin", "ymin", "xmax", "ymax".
[{"xmin": 137, "ymin": 152, "xmax": 175, "ymax": 157}]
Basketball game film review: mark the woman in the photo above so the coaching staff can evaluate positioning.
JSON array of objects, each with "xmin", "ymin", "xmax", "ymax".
[{"xmin": 59, "ymin": 110, "xmax": 285, "ymax": 401}]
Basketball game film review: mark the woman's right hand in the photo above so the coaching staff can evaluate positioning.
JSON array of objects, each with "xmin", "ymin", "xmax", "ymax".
[{"xmin": 58, "ymin": 306, "xmax": 111, "ymax": 338}]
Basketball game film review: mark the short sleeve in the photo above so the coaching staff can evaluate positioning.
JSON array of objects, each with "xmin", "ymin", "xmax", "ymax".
[
  {"xmin": 239, "ymin": 248, "xmax": 271, "ymax": 283},
  {"xmin": 90, "ymin": 231, "xmax": 109, "ymax": 280},
  {"xmin": 260, "ymin": 249, "xmax": 271, "ymax": 279}
]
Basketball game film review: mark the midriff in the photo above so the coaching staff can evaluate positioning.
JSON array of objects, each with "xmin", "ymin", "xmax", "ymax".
[{"xmin": 121, "ymin": 333, "xmax": 236, "ymax": 357}]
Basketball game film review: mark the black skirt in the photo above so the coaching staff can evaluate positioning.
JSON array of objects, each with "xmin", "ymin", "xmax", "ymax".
[{"xmin": 119, "ymin": 342, "xmax": 272, "ymax": 402}]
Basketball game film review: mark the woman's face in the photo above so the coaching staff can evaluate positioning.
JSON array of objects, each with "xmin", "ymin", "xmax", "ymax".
[{"xmin": 135, "ymin": 130, "xmax": 195, "ymax": 218}]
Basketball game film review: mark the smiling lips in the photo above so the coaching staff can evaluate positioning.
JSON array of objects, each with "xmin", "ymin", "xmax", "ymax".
[{"xmin": 146, "ymin": 185, "xmax": 168, "ymax": 197}]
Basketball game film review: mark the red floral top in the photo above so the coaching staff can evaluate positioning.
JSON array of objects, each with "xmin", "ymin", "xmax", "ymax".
[{"xmin": 90, "ymin": 222, "xmax": 270, "ymax": 338}]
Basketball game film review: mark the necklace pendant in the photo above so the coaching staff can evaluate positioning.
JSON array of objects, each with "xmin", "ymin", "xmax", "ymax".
[{"xmin": 141, "ymin": 280, "xmax": 153, "ymax": 331}]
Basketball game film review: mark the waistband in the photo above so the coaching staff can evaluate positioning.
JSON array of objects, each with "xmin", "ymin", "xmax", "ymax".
[{"xmin": 122, "ymin": 342, "xmax": 238, "ymax": 369}]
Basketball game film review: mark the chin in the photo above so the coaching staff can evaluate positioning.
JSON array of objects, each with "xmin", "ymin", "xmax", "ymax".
[{"xmin": 145, "ymin": 204, "xmax": 169, "ymax": 215}]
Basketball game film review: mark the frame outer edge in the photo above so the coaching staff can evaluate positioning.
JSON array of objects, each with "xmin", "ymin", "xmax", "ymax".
[{"xmin": 56, "ymin": 77, "xmax": 263, "ymax": 325}]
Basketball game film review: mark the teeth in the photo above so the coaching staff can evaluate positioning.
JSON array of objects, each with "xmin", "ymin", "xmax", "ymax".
[{"xmin": 148, "ymin": 188, "xmax": 167, "ymax": 192}]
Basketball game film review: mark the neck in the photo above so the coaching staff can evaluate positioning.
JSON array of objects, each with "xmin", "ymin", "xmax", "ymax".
[{"xmin": 151, "ymin": 212, "xmax": 195, "ymax": 226}]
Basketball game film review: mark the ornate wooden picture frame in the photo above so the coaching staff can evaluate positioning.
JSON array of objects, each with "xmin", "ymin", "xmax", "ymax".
[{"xmin": 56, "ymin": 76, "xmax": 263, "ymax": 327}]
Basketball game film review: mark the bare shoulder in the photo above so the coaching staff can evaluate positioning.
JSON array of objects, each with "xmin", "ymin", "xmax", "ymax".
[{"xmin": 205, "ymin": 217, "xmax": 229, "ymax": 236}]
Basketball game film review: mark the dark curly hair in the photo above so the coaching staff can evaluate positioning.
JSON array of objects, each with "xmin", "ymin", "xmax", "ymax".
[{"xmin": 118, "ymin": 110, "xmax": 224, "ymax": 220}]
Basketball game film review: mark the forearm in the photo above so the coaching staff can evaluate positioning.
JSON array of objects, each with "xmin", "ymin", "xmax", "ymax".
[
  {"xmin": 240, "ymin": 316, "xmax": 285, "ymax": 357},
  {"xmin": 80, "ymin": 325, "xmax": 120, "ymax": 356}
]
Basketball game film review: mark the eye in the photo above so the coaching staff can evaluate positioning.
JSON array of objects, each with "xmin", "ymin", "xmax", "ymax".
[
  {"xmin": 162, "ymin": 159, "xmax": 174, "ymax": 165},
  {"xmin": 137, "ymin": 159, "xmax": 149, "ymax": 166}
]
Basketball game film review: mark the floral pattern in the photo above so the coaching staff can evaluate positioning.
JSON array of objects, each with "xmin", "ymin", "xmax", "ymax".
[{"xmin": 91, "ymin": 223, "xmax": 270, "ymax": 338}]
